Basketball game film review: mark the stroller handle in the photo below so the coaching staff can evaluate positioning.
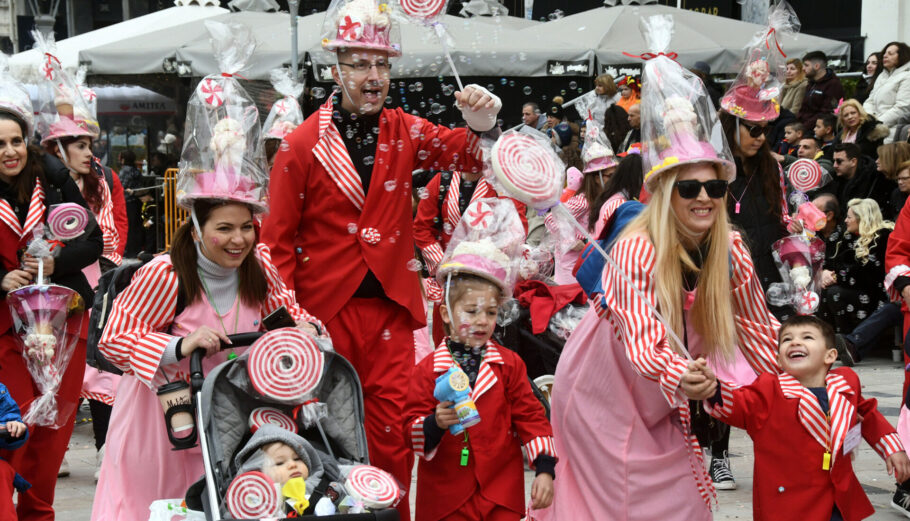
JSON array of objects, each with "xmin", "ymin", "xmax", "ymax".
[{"xmin": 189, "ymin": 332, "xmax": 266, "ymax": 391}]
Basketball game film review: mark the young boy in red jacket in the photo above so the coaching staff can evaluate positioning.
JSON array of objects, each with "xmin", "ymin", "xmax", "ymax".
[{"xmin": 697, "ymin": 315, "xmax": 910, "ymax": 521}]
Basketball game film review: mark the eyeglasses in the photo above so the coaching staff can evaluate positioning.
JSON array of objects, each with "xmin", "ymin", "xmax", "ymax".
[
  {"xmin": 337, "ymin": 60, "xmax": 392, "ymax": 74},
  {"xmin": 899, "ymin": 177, "xmax": 910, "ymax": 182},
  {"xmin": 740, "ymin": 121, "xmax": 771, "ymax": 139},
  {"xmin": 674, "ymin": 179, "xmax": 729, "ymax": 199}
]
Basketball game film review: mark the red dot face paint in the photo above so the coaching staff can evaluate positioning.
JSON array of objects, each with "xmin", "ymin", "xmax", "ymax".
[{"xmin": 211, "ymin": 237, "xmax": 220, "ymax": 245}]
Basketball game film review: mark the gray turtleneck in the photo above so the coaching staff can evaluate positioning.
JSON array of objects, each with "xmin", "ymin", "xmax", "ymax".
[{"xmin": 159, "ymin": 243, "xmax": 242, "ymax": 368}]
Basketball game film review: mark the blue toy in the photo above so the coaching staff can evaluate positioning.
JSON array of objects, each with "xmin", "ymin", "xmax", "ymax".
[{"xmin": 433, "ymin": 367, "xmax": 481, "ymax": 435}]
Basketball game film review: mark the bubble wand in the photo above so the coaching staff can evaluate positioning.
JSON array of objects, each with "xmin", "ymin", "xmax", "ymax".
[{"xmin": 397, "ymin": 0, "xmax": 464, "ymax": 91}]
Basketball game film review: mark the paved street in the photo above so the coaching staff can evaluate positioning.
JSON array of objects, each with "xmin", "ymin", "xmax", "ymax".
[{"xmin": 52, "ymin": 352, "xmax": 910, "ymax": 520}]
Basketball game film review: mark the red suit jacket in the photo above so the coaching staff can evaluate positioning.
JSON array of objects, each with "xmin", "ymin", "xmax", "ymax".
[
  {"xmin": 413, "ymin": 171, "xmax": 527, "ymax": 275},
  {"xmin": 708, "ymin": 368, "xmax": 903, "ymax": 521},
  {"xmin": 885, "ymin": 199, "xmax": 910, "ymax": 397},
  {"xmin": 261, "ymin": 101, "xmax": 484, "ymax": 324},
  {"xmin": 404, "ymin": 341, "xmax": 556, "ymax": 520}
]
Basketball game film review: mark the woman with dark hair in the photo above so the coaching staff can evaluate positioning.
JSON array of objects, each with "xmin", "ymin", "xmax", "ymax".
[
  {"xmin": 855, "ymin": 52, "xmax": 883, "ymax": 104},
  {"xmin": 593, "ymin": 73, "xmax": 632, "ymax": 151},
  {"xmin": 92, "ymin": 89, "xmax": 324, "ymax": 519},
  {"xmin": 590, "ymin": 152, "xmax": 644, "ymax": 236},
  {"xmin": 0, "ymin": 87, "xmax": 103, "ymax": 519},
  {"xmin": 864, "ymin": 41, "xmax": 910, "ymax": 141}
]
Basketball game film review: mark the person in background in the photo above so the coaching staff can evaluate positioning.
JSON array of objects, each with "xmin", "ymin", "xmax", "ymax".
[
  {"xmin": 812, "ymin": 193, "xmax": 845, "ymax": 265},
  {"xmin": 774, "ymin": 121, "xmax": 804, "ymax": 156},
  {"xmin": 691, "ymin": 61, "xmax": 723, "ymax": 108},
  {"xmin": 118, "ymin": 149, "xmax": 144, "ymax": 258},
  {"xmin": 814, "ymin": 113, "xmax": 838, "ymax": 159},
  {"xmin": 855, "ymin": 52, "xmax": 883, "ymax": 104},
  {"xmin": 864, "ymin": 42, "xmax": 910, "ymax": 142},
  {"xmin": 619, "ymin": 103, "xmax": 641, "ymax": 154},
  {"xmin": 592, "ymin": 74, "xmax": 631, "ymax": 151},
  {"xmin": 544, "ymin": 102, "xmax": 564, "ymax": 130},
  {"xmin": 892, "ymin": 160, "xmax": 910, "ymax": 216},
  {"xmin": 797, "ymin": 51, "xmax": 845, "ymax": 129},
  {"xmin": 838, "ymin": 98, "xmax": 889, "ymax": 159},
  {"xmin": 616, "ymin": 75, "xmax": 640, "ymax": 113},
  {"xmin": 780, "ymin": 57, "xmax": 808, "ymax": 115},
  {"xmin": 521, "ymin": 102, "xmax": 546, "ymax": 131},
  {"xmin": 832, "ymin": 143, "xmax": 894, "ymax": 218}
]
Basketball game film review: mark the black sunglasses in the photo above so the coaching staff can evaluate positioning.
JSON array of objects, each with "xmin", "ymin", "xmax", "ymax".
[
  {"xmin": 675, "ymin": 179, "xmax": 729, "ymax": 199},
  {"xmin": 740, "ymin": 121, "xmax": 771, "ymax": 139}
]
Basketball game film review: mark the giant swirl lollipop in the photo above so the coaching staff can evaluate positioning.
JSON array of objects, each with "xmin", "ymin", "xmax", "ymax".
[
  {"xmin": 394, "ymin": 0, "xmax": 464, "ymax": 90},
  {"xmin": 491, "ymin": 131, "xmax": 563, "ymax": 210},
  {"xmin": 225, "ymin": 471, "xmax": 281, "ymax": 519},
  {"xmin": 47, "ymin": 203, "xmax": 90, "ymax": 240},
  {"xmin": 247, "ymin": 328, "xmax": 323, "ymax": 404},
  {"xmin": 249, "ymin": 407, "xmax": 298, "ymax": 434},
  {"xmin": 788, "ymin": 158, "xmax": 825, "ymax": 193},
  {"xmin": 345, "ymin": 465, "xmax": 401, "ymax": 509}
]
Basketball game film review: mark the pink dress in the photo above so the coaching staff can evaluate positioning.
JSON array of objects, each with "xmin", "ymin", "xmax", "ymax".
[
  {"xmin": 535, "ymin": 232, "xmax": 780, "ymax": 520},
  {"xmin": 91, "ymin": 245, "xmax": 319, "ymax": 520},
  {"xmin": 546, "ymin": 194, "xmax": 590, "ymax": 285}
]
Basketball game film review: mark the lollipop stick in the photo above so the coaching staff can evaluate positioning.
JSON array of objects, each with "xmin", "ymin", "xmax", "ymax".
[
  {"xmin": 551, "ymin": 204, "xmax": 691, "ymax": 361},
  {"xmin": 37, "ymin": 258, "xmax": 44, "ymax": 286},
  {"xmin": 433, "ymin": 23, "xmax": 464, "ymax": 92}
]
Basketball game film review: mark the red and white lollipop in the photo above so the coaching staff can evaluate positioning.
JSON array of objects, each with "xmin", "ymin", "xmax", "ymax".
[
  {"xmin": 464, "ymin": 200, "xmax": 495, "ymax": 229},
  {"xmin": 197, "ymin": 79, "xmax": 224, "ymax": 108},
  {"xmin": 225, "ymin": 471, "xmax": 281, "ymax": 519},
  {"xmin": 491, "ymin": 131, "xmax": 564, "ymax": 210},
  {"xmin": 247, "ymin": 328, "xmax": 323, "ymax": 404},
  {"xmin": 47, "ymin": 203, "xmax": 90, "ymax": 240},
  {"xmin": 345, "ymin": 465, "xmax": 401, "ymax": 509},
  {"xmin": 249, "ymin": 407, "xmax": 297, "ymax": 434},
  {"xmin": 398, "ymin": 0, "xmax": 449, "ymax": 22},
  {"xmin": 788, "ymin": 158, "xmax": 824, "ymax": 193},
  {"xmin": 796, "ymin": 290, "xmax": 820, "ymax": 315}
]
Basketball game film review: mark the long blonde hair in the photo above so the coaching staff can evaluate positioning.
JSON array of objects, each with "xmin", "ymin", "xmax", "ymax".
[
  {"xmin": 847, "ymin": 198, "xmax": 894, "ymax": 264},
  {"xmin": 837, "ymin": 99, "xmax": 871, "ymax": 137},
  {"xmin": 621, "ymin": 164, "xmax": 736, "ymax": 360}
]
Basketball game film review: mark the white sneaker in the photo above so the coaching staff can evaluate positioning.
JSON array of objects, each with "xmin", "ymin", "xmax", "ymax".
[
  {"xmin": 94, "ymin": 445, "xmax": 104, "ymax": 482},
  {"xmin": 57, "ymin": 457, "xmax": 70, "ymax": 478}
]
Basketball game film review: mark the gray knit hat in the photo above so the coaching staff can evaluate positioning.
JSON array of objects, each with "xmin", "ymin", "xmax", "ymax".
[{"xmin": 234, "ymin": 424, "xmax": 324, "ymax": 486}]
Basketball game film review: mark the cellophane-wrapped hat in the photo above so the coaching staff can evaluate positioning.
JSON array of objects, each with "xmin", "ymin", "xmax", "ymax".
[
  {"xmin": 638, "ymin": 15, "xmax": 734, "ymax": 190},
  {"xmin": 720, "ymin": 1, "xmax": 800, "ymax": 122},
  {"xmin": 321, "ymin": 0, "xmax": 402, "ymax": 57},
  {"xmin": 176, "ymin": 21, "xmax": 268, "ymax": 213},
  {"xmin": 262, "ymin": 68, "xmax": 304, "ymax": 141},
  {"xmin": 32, "ymin": 31, "xmax": 99, "ymax": 146},
  {"xmin": 437, "ymin": 198, "xmax": 525, "ymax": 295},
  {"xmin": 0, "ymin": 53, "xmax": 35, "ymax": 136}
]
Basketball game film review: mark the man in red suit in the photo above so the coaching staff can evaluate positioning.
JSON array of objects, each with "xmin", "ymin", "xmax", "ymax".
[
  {"xmin": 260, "ymin": 1, "xmax": 502, "ymax": 516},
  {"xmin": 702, "ymin": 315, "xmax": 909, "ymax": 521}
]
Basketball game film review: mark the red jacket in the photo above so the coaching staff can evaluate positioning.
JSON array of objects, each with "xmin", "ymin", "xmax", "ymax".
[
  {"xmin": 884, "ymin": 199, "xmax": 910, "ymax": 397},
  {"xmin": 404, "ymin": 341, "xmax": 556, "ymax": 520},
  {"xmin": 108, "ymin": 168, "xmax": 127, "ymax": 258},
  {"xmin": 413, "ymin": 171, "xmax": 527, "ymax": 275},
  {"xmin": 708, "ymin": 369, "xmax": 903, "ymax": 521},
  {"xmin": 261, "ymin": 101, "xmax": 484, "ymax": 325}
]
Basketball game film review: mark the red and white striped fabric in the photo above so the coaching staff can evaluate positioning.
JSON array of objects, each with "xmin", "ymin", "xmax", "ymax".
[
  {"xmin": 92, "ymin": 178, "xmax": 122, "ymax": 266},
  {"xmin": 420, "ymin": 243, "xmax": 445, "ymax": 275},
  {"xmin": 885, "ymin": 264, "xmax": 910, "ymax": 302},
  {"xmin": 0, "ymin": 178, "xmax": 45, "ymax": 240},
  {"xmin": 544, "ymin": 193, "xmax": 589, "ymax": 240},
  {"xmin": 442, "ymin": 172, "xmax": 495, "ymax": 233},
  {"xmin": 99, "ymin": 243, "xmax": 321, "ymax": 387},
  {"xmin": 593, "ymin": 192, "xmax": 627, "ymax": 238},
  {"xmin": 875, "ymin": 432, "xmax": 904, "ymax": 459},
  {"xmin": 778, "ymin": 372, "xmax": 851, "ymax": 465},
  {"xmin": 312, "ymin": 100, "xmax": 366, "ymax": 211}
]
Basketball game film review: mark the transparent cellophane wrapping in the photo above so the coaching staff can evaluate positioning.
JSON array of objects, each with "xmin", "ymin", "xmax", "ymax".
[
  {"xmin": 262, "ymin": 68, "xmax": 304, "ymax": 141},
  {"xmin": 336, "ymin": 464, "xmax": 406, "ymax": 512},
  {"xmin": 766, "ymin": 234, "xmax": 826, "ymax": 315},
  {"xmin": 320, "ymin": 0, "xmax": 402, "ymax": 57},
  {"xmin": 0, "ymin": 53, "xmax": 34, "ymax": 136},
  {"xmin": 573, "ymin": 93, "xmax": 616, "ymax": 168},
  {"xmin": 637, "ymin": 15, "xmax": 734, "ymax": 188},
  {"xmin": 176, "ymin": 21, "xmax": 268, "ymax": 211},
  {"xmin": 6, "ymin": 278, "xmax": 83, "ymax": 428},
  {"xmin": 482, "ymin": 127, "xmax": 565, "ymax": 211},
  {"xmin": 719, "ymin": 1, "xmax": 799, "ymax": 122},
  {"xmin": 74, "ymin": 65, "xmax": 98, "ymax": 127},
  {"xmin": 436, "ymin": 198, "xmax": 527, "ymax": 295},
  {"xmin": 31, "ymin": 30, "xmax": 99, "ymax": 140}
]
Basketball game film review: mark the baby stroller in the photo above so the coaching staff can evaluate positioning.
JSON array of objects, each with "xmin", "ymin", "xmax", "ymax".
[{"xmin": 181, "ymin": 331, "xmax": 400, "ymax": 521}]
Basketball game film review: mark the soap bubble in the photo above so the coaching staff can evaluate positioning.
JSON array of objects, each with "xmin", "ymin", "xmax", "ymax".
[
  {"xmin": 569, "ymin": 81, "xmax": 578, "ymax": 90},
  {"xmin": 347, "ymin": 223, "xmax": 357, "ymax": 234},
  {"xmin": 311, "ymin": 86, "xmax": 326, "ymax": 99},
  {"xmin": 523, "ymin": 86, "xmax": 532, "ymax": 95},
  {"xmin": 384, "ymin": 180, "xmax": 397, "ymax": 191},
  {"xmin": 406, "ymin": 259, "xmax": 422, "ymax": 272}
]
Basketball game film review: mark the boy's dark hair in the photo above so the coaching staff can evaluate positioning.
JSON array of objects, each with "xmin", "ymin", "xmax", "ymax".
[
  {"xmin": 778, "ymin": 315, "xmax": 835, "ymax": 351},
  {"xmin": 803, "ymin": 51, "xmax": 828, "ymax": 66},
  {"xmin": 833, "ymin": 142, "xmax": 862, "ymax": 161},
  {"xmin": 818, "ymin": 113, "xmax": 837, "ymax": 133},
  {"xmin": 785, "ymin": 121, "xmax": 804, "ymax": 134}
]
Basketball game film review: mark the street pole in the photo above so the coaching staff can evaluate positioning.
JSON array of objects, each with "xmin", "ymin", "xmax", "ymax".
[{"xmin": 289, "ymin": 0, "xmax": 299, "ymax": 79}]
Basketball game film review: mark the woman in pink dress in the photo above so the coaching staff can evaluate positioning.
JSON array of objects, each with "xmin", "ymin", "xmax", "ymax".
[{"xmin": 538, "ymin": 47, "xmax": 781, "ymax": 520}]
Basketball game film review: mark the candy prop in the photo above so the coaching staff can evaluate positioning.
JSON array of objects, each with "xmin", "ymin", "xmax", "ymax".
[
  {"xmin": 433, "ymin": 366, "xmax": 480, "ymax": 435},
  {"xmin": 463, "ymin": 200, "xmax": 494, "ymax": 229},
  {"xmin": 263, "ymin": 68, "xmax": 304, "ymax": 141},
  {"xmin": 392, "ymin": 0, "xmax": 463, "ymax": 91},
  {"xmin": 225, "ymin": 471, "xmax": 282, "ymax": 519},
  {"xmin": 249, "ymin": 407, "xmax": 298, "ymax": 434},
  {"xmin": 767, "ymin": 234, "xmax": 826, "ymax": 315},
  {"xmin": 788, "ymin": 158, "xmax": 825, "ymax": 193},
  {"xmin": 491, "ymin": 131, "xmax": 563, "ymax": 210},
  {"xmin": 560, "ymin": 167, "xmax": 584, "ymax": 203},
  {"xmin": 197, "ymin": 79, "xmax": 224, "ymax": 108},
  {"xmin": 47, "ymin": 203, "xmax": 90, "ymax": 240},
  {"xmin": 795, "ymin": 201, "xmax": 827, "ymax": 232},
  {"xmin": 344, "ymin": 465, "xmax": 401, "ymax": 509},
  {"xmin": 247, "ymin": 328, "xmax": 323, "ymax": 404},
  {"xmin": 7, "ymin": 284, "xmax": 82, "ymax": 427}
]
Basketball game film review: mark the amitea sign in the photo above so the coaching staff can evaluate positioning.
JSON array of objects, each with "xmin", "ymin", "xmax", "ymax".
[{"xmin": 99, "ymin": 99, "xmax": 176, "ymax": 115}]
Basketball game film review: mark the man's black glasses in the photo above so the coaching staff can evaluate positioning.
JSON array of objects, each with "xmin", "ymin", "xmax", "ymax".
[
  {"xmin": 675, "ymin": 179, "xmax": 729, "ymax": 199},
  {"xmin": 740, "ymin": 121, "xmax": 771, "ymax": 139}
]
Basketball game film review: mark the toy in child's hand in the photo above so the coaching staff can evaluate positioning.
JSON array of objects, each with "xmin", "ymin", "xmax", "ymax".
[
  {"xmin": 433, "ymin": 366, "xmax": 480, "ymax": 435},
  {"xmin": 794, "ymin": 202, "xmax": 827, "ymax": 233},
  {"xmin": 560, "ymin": 167, "xmax": 584, "ymax": 203}
]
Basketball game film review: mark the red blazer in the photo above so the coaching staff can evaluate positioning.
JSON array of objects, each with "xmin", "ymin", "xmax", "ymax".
[
  {"xmin": 413, "ymin": 171, "xmax": 527, "ymax": 275},
  {"xmin": 108, "ymin": 168, "xmax": 127, "ymax": 258},
  {"xmin": 404, "ymin": 340, "xmax": 556, "ymax": 520},
  {"xmin": 708, "ymin": 368, "xmax": 903, "ymax": 521},
  {"xmin": 884, "ymin": 200, "xmax": 910, "ymax": 396},
  {"xmin": 261, "ymin": 101, "xmax": 484, "ymax": 324}
]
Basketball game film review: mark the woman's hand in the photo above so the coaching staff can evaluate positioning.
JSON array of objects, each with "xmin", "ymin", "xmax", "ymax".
[
  {"xmin": 295, "ymin": 320, "xmax": 320, "ymax": 337},
  {"xmin": 22, "ymin": 254, "xmax": 53, "ymax": 277},
  {"xmin": 902, "ymin": 286, "xmax": 910, "ymax": 309},
  {"xmin": 819, "ymin": 270, "xmax": 836, "ymax": 289},
  {"xmin": 680, "ymin": 357, "xmax": 717, "ymax": 400},
  {"xmin": 181, "ymin": 325, "xmax": 231, "ymax": 359},
  {"xmin": 888, "ymin": 451, "xmax": 910, "ymax": 483},
  {"xmin": 434, "ymin": 401, "xmax": 459, "ymax": 429},
  {"xmin": 1, "ymin": 270, "xmax": 32, "ymax": 292},
  {"xmin": 787, "ymin": 217, "xmax": 804, "ymax": 234},
  {"xmin": 4, "ymin": 420, "xmax": 26, "ymax": 439},
  {"xmin": 530, "ymin": 473, "xmax": 555, "ymax": 509}
]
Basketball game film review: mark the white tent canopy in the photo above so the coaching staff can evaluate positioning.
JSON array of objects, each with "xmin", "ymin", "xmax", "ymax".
[
  {"xmin": 533, "ymin": 5, "xmax": 851, "ymax": 75},
  {"xmin": 10, "ymin": 5, "xmax": 228, "ymax": 81}
]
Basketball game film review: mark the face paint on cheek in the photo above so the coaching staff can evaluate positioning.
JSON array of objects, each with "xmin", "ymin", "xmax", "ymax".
[{"xmin": 211, "ymin": 237, "xmax": 220, "ymax": 245}]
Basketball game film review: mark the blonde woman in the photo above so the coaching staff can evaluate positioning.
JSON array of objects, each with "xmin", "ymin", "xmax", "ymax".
[
  {"xmin": 837, "ymin": 99, "xmax": 889, "ymax": 158},
  {"xmin": 822, "ymin": 198, "xmax": 895, "ymax": 364},
  {"xmin": 780, "ymin": 57, "xmax": 808, "ymax": 114}
]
